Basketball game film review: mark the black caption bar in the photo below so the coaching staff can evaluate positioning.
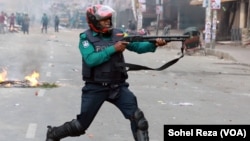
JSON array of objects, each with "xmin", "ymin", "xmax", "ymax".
[{"xmin": 164, "ymin": 125, "xmax": 250, "ymax": 141}]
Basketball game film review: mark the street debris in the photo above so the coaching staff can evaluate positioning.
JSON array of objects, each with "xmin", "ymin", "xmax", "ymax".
[
  {"xmin": 170, "ymin": 102, "xmax": 194, "ymax": 106},
  {"xmin": 0, "ymin": 69, "xmax": 58, "ymax": 88},
  {"xmin": 157, "ymin": 100, "xmax": 166, "ymax": 104},
  {"xmin": 0, "ymin": 80, "xmax": 58, "ymax": 88}
]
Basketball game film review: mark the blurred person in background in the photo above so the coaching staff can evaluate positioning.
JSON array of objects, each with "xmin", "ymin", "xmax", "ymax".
[
  {"xmin": 22, "ymin": 13, "xmax": 30, "ymax": 34},
  {"xmin": 163, "ymin": 24, "xmax": 171, "ymax": 35},
  {"xmin": 41, "ymin": 13, "xmax": 49, "ymax": 33},
  {"xmin": 0, "ymin": 11, "xmax": 5, "ymax": 34},
  {"xmin": 8, "ymin": 13, "xmax": 15, "ymax": 32},
  {"xmin": 127, "ymin": 19, "xmax": 137, "ymax": 35},
  {"xmin": 54, "ymin": 15, "xmax": 60, "ymax": 32}
]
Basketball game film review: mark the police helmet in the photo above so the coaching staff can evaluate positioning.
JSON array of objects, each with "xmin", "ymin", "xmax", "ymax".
[{"xmin": 86, "ymin": 4, "xmax": 114, "ymax": 33}]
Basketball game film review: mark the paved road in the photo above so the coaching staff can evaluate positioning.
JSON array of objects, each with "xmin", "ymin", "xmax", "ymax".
[{"xmin": 0, "ymin": 27, "xmax": 250, "ymax": 141}]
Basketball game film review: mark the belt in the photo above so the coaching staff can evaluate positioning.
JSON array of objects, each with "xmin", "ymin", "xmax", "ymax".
[{"xmin": 85, "ymin": 81, "xmax": 124, "ymax": 87}]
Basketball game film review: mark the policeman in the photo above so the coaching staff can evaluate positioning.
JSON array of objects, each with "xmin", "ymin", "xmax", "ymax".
[{"xmin": 46, "ymin": 4, "xmax": 167, "ymax": 141}]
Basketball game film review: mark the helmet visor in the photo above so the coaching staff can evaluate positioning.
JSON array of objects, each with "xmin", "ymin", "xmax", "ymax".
[{"xmin": 94, "ymin": 5, "xmax": 114, "ymax": 21}]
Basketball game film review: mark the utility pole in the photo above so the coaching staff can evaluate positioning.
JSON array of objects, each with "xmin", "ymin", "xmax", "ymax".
[
  {"xmin": 248, "ymin": 0, "xmax": 250, "ymax": 28},
  {"xmin": 211, "ymin": 0, "xmax": 221, "ymax": 49},
  {"xmin": 211, "ymin": 10, "xmax": 217, "ymax": 49},
  {"xmin": 131, "ymin": 0, "xmax": 138, "ymax": 25},
  {"xmin": 136, "ymin": 0, "xmax": 143, "ymax": 31},
  {"xmin": 155, "ymin": 0, "xmax": 162, "ymax": 35},
  {"xmin": 204, "ymin": 0, "xmax": 211, "ymax": 48},
  {"xmin": 204, "ymin": 0, "xmax": 220, "ymax": 49}
]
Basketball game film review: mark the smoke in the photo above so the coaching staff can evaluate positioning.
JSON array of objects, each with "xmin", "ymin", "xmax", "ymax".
[
  {"xmin": 21, "ymin": 46, "xmax": 45, "ymax": 76},
  {"xmin": 0, "ymin": 0, "xmax": 50, "ymax": 22}
]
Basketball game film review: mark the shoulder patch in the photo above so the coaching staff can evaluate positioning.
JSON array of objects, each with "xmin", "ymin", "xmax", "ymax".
[{"xmin": 82, "ymin": 40, "xmax": 89, "ymax": 48}]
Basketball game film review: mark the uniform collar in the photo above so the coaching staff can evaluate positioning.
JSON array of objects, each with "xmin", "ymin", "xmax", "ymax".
[{"xmin": 92, "ymin": 31, "xmax": 99, "ymax": 37}]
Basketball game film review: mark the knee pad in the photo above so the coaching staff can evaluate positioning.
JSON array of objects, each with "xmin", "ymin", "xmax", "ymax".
[
  {"xmin": 132, "ymin": 108, "xmax": 149, "ymax": 141},
  {"xmin": 134, "ymin": 108, "xmax": 148, "ymax": 131}
]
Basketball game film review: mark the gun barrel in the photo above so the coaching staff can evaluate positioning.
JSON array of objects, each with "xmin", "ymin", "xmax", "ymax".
[
  {"xmin": 141, "ymin": 35, "xmax": 190, "ymax": 38},
  {"xmin": 142, "ymin": 35, "xmax": 190, "ymax": 40},
  {"xmin": 121, "ymin": 35, "xmax": 190, "ymax": 42}
]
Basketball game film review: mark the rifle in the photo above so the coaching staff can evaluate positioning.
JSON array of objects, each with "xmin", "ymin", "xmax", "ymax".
[
  {"xmin": 120, "ymin": 35, "xmax": 190, "ymax": 43},
  {"xmin": 116, "ymin": 34, "xmax": 193, "ymax": 71}
]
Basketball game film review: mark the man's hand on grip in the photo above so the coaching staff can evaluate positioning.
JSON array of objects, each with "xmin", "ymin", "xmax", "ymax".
[
  {"xmin": 155, "ymin": 38, "xmax": 167, "ymax": 47},
  {"xmin": 114, "ymin": 41, "xmax": 128, "ymax": 52}
]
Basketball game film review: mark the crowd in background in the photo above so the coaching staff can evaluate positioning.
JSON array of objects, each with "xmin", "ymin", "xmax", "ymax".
[
  {"xmin": 0, "ymin": 8, "xmax": 88, "ymax": 35},
  {"xmin": 0, "ymin": 11, "xmax": 33, "ymax": 34},
  {"xmin": 0, "ymin": 8, "xmax": 155, "ymax": 36},
  {"xmin": 0, "ymin": 10, "xmax": 63, "ymax": 34}
]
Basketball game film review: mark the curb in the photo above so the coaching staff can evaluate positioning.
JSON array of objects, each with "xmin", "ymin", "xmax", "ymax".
[{"xmin": 204, "ymin": 48, "xmax": 237, "ymax": 62}]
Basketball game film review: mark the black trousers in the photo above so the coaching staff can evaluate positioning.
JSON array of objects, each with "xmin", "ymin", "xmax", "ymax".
[{"xmin": 77, "ymin": 82, "xmax": 139, "ymax": 134}]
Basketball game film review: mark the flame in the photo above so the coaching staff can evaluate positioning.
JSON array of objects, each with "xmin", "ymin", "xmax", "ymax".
[
  {"xmin": 0, "ymin": 69, "xmax": 8, "ymax": 82},
  {"xmin": 25, "ymin": 71, "xmax": 40, "ymax": 86}
]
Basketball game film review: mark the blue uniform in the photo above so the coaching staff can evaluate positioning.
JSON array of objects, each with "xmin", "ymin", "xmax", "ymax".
[{"xmin": 77, "ymin": 29, "xmax": 157, "ymax": 140}]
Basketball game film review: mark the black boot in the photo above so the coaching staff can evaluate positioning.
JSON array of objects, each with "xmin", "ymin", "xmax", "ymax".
[{"xmin": 46, "ymin": 119, "xmax": 85, "ymax": 141}]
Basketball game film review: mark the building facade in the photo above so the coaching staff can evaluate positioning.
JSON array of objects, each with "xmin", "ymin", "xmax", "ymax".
[{"xmin": 190, "ymin": 0, "xmax": 250, "ymax": 43}]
